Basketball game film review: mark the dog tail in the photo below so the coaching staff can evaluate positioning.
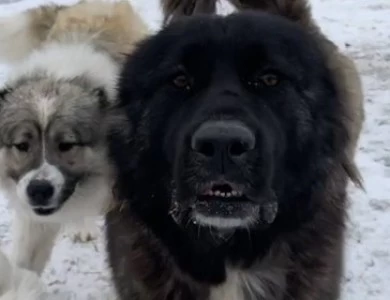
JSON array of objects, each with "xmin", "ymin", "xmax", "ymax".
[
  {"xmin": 0, "ymin": 5, "xmax": 63, "ymax": 64},
  {"xmin": 0, "ymin": 0, "xmax": 149, "ymax": 64},
  {"xmin": 161, "ymin": 0, "xmax": 313, "ymax": 28},
  {"xmin": 47, "ymin": 0, "xmax": 149, "ymax": 62}
]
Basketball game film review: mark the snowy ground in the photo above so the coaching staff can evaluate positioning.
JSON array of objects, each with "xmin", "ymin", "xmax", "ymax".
[{"xmin": 0, "ymin": 0, "xmax": 389, "ymax": 299}]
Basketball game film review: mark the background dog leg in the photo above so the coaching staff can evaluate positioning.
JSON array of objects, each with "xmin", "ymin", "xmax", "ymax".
[{"xmin": 11, "ymin": 214, "xmax": 60, "ymax": 275}]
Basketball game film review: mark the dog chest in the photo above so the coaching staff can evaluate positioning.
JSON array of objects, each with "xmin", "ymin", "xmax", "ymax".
[{"xmin": 209, "ymin": 266, "xmax": 285, "ymax": 300}]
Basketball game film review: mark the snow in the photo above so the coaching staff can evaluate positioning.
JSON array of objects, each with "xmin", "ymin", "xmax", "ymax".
[{"xmin": 0, "ymin": 0, "xmax": 389, "ymax": 299}]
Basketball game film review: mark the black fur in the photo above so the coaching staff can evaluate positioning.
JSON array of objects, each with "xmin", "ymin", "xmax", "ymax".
[{"xmin": 107, "ymin": 11, "xmax": 353, "ymax": 300}]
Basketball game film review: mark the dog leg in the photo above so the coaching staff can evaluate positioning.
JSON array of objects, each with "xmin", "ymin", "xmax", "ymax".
[
  {"xmin": 0, "ymin": 249, "xmax": 45, "ymax": 300},
  {"xmin": 0, "ymin": 250, "xmax": 11, "ymax": 295},
  {"xmin": 11, "ymin": 214, "xmax": 61, "ymax": 275},
  {"xmin": 66, "ymin": 217, "xmax": 100, "ymax": 243}
]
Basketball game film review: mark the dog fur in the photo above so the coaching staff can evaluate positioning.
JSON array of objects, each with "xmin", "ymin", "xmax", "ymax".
[
  {"xmin": 0, "ymin": 0, "xmax": 148, "ymax": 275},
  {"xmin": 0, "ymin": 0, "xmax": 149, "ymax": 64},
  {"xmin": 0, "ymin": 249, "xmax": 45, "ymax": 300},
  {"xmin": 105, "ymin": 1, "xmax": 364, "ymax": 300}
]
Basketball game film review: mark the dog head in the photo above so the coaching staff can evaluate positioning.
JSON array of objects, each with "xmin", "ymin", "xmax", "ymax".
[
  {"xmin": 112, "ymin": 12, "xmax": 349, "ymax": 241},
  {"xmin": 0, "ymin": 76, "xmax": 114, "ymax": 217}
]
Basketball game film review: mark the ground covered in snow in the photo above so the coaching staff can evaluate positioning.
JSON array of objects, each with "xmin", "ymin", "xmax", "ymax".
[{"xmin": 0, "ymin": 0, "xmax": 389, "ymax": 299}]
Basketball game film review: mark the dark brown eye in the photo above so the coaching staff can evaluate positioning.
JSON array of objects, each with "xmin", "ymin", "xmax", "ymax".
[
  {"xmin": 173, "ymin": 73, "xmax": 192, "ymax": 90},
  {"xmin": 14, "ymin": 142, "xmax": 29, "ymax": 152},
  {"xmin": 260, "ymin": 73, "xmax": 279, "ymax": 86},
  {"xmin": 58, "ymin": 142, "xmax": 77, "ymax": 152},
  {"xmin": 248, "ymin": 72, "xmax": 280, "ymax": 88}
]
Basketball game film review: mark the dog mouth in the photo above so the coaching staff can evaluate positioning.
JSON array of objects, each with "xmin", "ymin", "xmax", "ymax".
[
  {"xmin": 195, "ymin": 182, "xmax": 257, "ymax": 217},
  {"xmin": 32, "ymin": 206, "xmax": 60, "ymax": 216},
  {"xmin": 188, "ymin": 180, "xmax": 278, "ymax": 229},
  {"xmin": 199, "ymin": 182, "xmax": 245, "ymax": 198}
]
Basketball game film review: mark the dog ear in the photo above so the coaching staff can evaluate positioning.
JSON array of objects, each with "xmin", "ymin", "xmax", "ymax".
[
  {"xmin": 91, "ymin": 87, "xmax": 109, "ymax": 109},
  {"xmin": 161, "ymin": 0, "xmax": 218, "ymax": 26},
  {"xmin": 227, "ymin": 0, "xmax": 312, "ymax": 26}
]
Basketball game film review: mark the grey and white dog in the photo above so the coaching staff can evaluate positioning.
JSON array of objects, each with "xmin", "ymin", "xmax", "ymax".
[
  {"xmin": 0, "ymin": 0, "xmax": 148, "ymax": 275},
  {"xmin": 0, "ymin": 74, "xmax": 116, "ymax": 274}
]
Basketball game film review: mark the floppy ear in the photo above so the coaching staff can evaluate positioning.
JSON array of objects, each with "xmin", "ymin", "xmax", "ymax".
[{"xmin": 91, "ymin": 87, "xmax": 109, "ymax": 109}]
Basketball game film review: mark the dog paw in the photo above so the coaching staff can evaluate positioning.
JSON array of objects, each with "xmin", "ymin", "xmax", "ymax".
[
  {"xmin": 67, "ymin": 219, "xmax": 100, "ymax": 243},
  {"xmin": 71, "ymin": 230, "xmax": 98, "ymax": 243}
]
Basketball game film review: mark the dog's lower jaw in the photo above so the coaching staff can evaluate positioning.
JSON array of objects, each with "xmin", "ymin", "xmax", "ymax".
[
  {"xmin": 192, "ymin": 211, "xmax": 259, "ymax": 230},
  {"xmin": 169, "ymin": 194, "xmax": 279, "ymax": 231},
  {"xmin": 192, "ymin": 213, "xmax": 258, "ymax": 244},
  {"xmin": 32, "ymin": 206, "xmax": 61, "ymax": 216}
]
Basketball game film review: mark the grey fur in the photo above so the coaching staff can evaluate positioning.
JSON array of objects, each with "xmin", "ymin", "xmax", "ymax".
[{"xmin": 0, "ymin": 75, "xmax": 114, "ymax": 206}]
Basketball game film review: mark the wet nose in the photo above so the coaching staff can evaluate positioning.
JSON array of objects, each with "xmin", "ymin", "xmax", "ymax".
[
  {"xmin": 191, "ymin": 120, "xmax": 255, "ymax": 159},
  {"xmin": 26, "ymin": 180, "xmax": 55, "ymax": 206}
]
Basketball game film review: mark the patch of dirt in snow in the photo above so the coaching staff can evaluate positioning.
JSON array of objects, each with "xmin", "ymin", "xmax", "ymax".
[{"xmin": 0, "ymin": 0, "xmax": 389, "ymax": 299}]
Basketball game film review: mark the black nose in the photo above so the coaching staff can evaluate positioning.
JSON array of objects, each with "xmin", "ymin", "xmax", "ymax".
[
  {"xmin": 26, "ymin": 180, "xmax": 55, "ymax": 206},
  {"xmin": 191, "ymin": 121, "xmax": 255, "ymax": 159}
]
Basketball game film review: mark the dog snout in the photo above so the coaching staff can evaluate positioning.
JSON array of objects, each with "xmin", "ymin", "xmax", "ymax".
[
  {"xmin": 26, "ymin": 180, "xmax": 55, "ymax": 206},
  {"xmin": 191, "ymin": 120, "xmax": 255, "ymax": 160}
]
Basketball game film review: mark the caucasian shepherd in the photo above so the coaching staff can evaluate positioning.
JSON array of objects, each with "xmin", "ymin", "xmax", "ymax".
[
  {"xmin": 0, "ymin": 0, "xmax": 148, "ymax": 275},
  {"xmin": 106, "ymin": 0, "xmax": 364, "ymax": 299}
]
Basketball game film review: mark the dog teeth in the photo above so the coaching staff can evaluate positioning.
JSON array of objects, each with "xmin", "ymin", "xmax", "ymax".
[{"xmin": 204, "ymin": 190, "xmax": 243, "ymax": 198}]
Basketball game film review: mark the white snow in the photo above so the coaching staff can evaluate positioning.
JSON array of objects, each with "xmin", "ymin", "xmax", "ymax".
[{"xmin": 0, "ymin": 0, "xmax": 389, "ymax": 299}]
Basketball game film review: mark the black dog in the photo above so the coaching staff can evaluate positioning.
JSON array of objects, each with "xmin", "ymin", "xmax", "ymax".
[{"xmin": 107, "ymin": 11, "xmax": 358, "ymax": 300}]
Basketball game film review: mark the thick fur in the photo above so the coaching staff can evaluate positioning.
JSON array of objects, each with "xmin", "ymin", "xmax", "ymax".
[
  {"xmin": 0, "ymin": 0, "xmax": 149, "ymax": 64},
  {"xmin": 0, "ymin": 4, "xmax": 64, "ymax": 64},
  {"xmin": 0, "ymin": 249, "xmax": 45, "ymax": 300},
  {"xmin": 106, "ymin": 6, "xmax": 364, "ymax": 300},
  {"xmin": 0, "ymin": 0, "xmax": 148, "ymax": 275},
  {"xmin": 160, "ymin": 0, "xmax": 365, "ymax": 176}
]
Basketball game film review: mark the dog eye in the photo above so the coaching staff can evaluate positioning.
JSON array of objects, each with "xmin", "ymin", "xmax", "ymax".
[
  {"xmin": 248, "ymin": 72, "xmax": 280, "ymax": 89},
  {"xmin": 259, "ymin": 73, "xmax": 279, "ymax": 86},
  {"xmin": 58, "ymin": 142, "xmax": 78, "ymax": 152},
  {"xmin": 173, "ymin": 73, "xmax": 193, "ymax": 91},
  {"xmin": 13, "ymin": 142, "xmax": 30, "ymax": 152}
]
